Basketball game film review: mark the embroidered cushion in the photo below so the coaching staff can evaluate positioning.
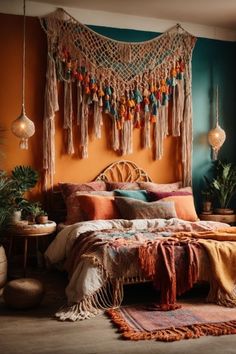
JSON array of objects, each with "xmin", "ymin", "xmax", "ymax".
[
  {"xmin": 115, "ymin": 197, "xmax": 177, "ymax": 220},
  {"xmin": 138, "ymin": 181, "xmax": 182, "ymax": 193},
  {"xmin": 59, "ymin": 181, "xmax": 106, "ymax": 201},
  {"xmin": 114, "ymin": 189, "xmax": 148, "ymax": 201}
]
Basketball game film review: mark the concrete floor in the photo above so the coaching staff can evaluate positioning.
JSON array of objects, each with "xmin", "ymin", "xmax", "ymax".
[{"xmin": 0, "ymin": 270, "xmax": 236, "ymax": 354}]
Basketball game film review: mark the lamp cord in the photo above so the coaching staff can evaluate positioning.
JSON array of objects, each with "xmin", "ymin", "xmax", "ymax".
[
  {"xmin": 22, "ymin": 0, "xmax": 26, "ymax": 114},
  {"xmin": 216, "ymin": 85, "xmax": 219, "ymax": 126}
]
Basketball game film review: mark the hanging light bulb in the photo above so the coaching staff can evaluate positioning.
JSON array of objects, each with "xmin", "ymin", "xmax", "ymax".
[
  {"xmin": 207, "ymin": 85, "xmax": 226, "ymax": 160},
  {"xmin": 11, "ymin": 0, "xmax": 35, "ymax": 149}
]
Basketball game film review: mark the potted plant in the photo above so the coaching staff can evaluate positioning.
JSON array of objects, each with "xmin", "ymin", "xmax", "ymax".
[
  {"xmin": 201, "ymin": 190, "xmax": 213, "ymax": 214},
  {"xmin": 36, "ymin": 211, "xmax": 48, "ymax": 224},
  {"xmin": 204, "ymin": 160, "xmax": 236, "ymax": 214},
  {"xmin": 0, "ymin": 165, "xmax": 39, "ymax": 225},
  {"xmin": 23, "ymin": 202, "xmax": 44, "ymax": 224},
  {"xmin": 11, "ymin": 165, "xmax": 38, "ymax": 218}
]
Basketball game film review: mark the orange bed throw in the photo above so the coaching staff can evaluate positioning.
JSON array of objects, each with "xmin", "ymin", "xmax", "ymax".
[{"xmin": 176, "ymin": 227, "xmax": 236, "ymax": 307}]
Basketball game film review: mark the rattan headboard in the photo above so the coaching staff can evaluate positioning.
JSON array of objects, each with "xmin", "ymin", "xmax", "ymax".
[
  {"xmin": 95, "ymin": 160, "xmax": 152, "ymax": 182},
  {"xmin": 46, "ymin": 160, "xmax": 152, "ymax": 222}
]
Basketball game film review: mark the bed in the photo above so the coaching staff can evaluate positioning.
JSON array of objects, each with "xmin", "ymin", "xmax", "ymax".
[{"xmin": 45, "ymin": 160, "xmax": 236, "ymax": 321}]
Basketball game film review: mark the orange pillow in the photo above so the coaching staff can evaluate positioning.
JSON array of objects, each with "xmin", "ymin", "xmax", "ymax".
[
  {"xmin": 160, "ymin": 195, "xmax": 198, "ymax": 222},
  {"xmin": 76, "ymin": 195, "xmax": 120, "ymax": 220}
]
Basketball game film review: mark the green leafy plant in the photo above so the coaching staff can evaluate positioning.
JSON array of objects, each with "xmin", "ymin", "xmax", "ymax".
[
  {"xmin": 23, "ymin": 201, "xmax": 44, "ymax": 218},
  {"xmin": 0, "ymin": 166, "xmax": 39, "ymax": 231},
  {"xmin": 204, "ymin": 160, "xmax": 236, "ymax": 209},
  {"xmin": 0, "ymin": 171, "xmax": 15, "ymax": 229},
  {"xmin": 11, "ymin": 166, "xmax": 38, "ymax": 210}
]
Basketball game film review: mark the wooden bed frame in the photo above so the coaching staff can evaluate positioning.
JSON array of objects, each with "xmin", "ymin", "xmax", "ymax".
[{"xmin": 46, "ymin": 160, "xmax": 153, "ymax": 223}]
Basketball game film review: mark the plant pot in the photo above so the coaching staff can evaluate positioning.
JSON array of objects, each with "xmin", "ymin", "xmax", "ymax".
[
  {"xmin": 36, "ymin": 215, "xmax": 48, "ymax": 224},
  {"xmin": 0, "ymin": 245, "xmax": 7, "ymax": 292},
  {"xmin": 202, "ymin": 201, "xmax": 212, "ymax": 213},
  {"xmin": 214, "ymin": 208, "xmax": 234, "ymax": 215},
  {"xmin": 9, "ymin": 210, "xmax": 22, "ymax": 224},
  {"xmin": 27, "ymin": 215, "xmax": 36, "ymax": 224}
]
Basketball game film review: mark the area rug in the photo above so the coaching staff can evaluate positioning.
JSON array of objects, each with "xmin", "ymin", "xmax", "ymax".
[{"xmin": 107, "ymin": 299, "xmax": 236, "ymax": 342}]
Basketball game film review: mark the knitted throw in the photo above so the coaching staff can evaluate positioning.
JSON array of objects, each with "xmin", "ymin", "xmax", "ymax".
[
  {"xmin": 40, "ymin": 9, "xmax": 196, "ymax": 189},
  {"xmin": 139, "ymin": 238, "xmax": 200, "ymax": 310}
]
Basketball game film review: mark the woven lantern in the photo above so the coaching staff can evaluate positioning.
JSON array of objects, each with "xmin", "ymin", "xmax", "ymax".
[
  {"xmin": 207, "ymin": 86, "xmax": 226, "ymax": 160},
  {"xmin": 11, "ymin": 109, "xmax": 35, "ymax": 150},
  {"xmin": 11, "ymin": 0, "xmax": 35, "ymax": 149}
]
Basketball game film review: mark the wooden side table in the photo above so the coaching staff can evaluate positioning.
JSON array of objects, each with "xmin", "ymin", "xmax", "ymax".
[
  {"xmin": 199, "ymin": 213, "xmax": 236, "ymax": 225},
  {"xmin": 7, "ymin": 221, "xmax": 57, "ymax": 277}
]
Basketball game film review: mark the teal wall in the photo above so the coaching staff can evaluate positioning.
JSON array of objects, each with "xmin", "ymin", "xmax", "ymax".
[
  {"xmin": 90, "ymin": 25, "xmax": 236, "ymax": 209},
  {"xmin": 192, "ymin": 38, "xmax": 236, "ymax": 209}
]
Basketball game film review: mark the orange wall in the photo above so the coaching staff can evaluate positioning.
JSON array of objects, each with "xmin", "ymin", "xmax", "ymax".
[{"xmin": 0, "ymin": 13, "xmax": 181, "ymax": 192}]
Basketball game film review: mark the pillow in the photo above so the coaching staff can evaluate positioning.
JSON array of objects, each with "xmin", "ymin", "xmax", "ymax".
[
  {"xmin": 65, "ymin": 191, "xmax": 115, "ymax": 224},
  {"xmin": 106, "ymin": 182, "xmax": 139, "ymax": 191},
  {"xmin": 138, "ymin": 181, "xmax": 182, "ymax": 193},
  {"xmin": 114, "ymin": 189, "xmax": 148, "ymax": 201},
  {"xmin": 76, "ymin": 195, "xmax": 120, "ymax": 221},
  {"xmin": 159, "ymin": 195, "xmax": 198, "ymax": 222},
  {"xmin": 115, "ymin": 197, "xmax": 177, "ymax": 220},
  {"xmin": 59, "ymin": 181, "xmax": 106, "ymax": 201},
  {"xmin": 148, "ymin": 188, "xmax": 192, "ymax": 201},
  {"xmin": 75, "ymin": 191, "xmax": 114, "ymax": 197}
]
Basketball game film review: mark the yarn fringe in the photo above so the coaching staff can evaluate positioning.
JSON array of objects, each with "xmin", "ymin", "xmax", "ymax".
[
  {"xmin": 107, "ymin": 308, "xmax": 236, "ymax": 341},
  {"xmin": 55, "ymin": 278, "xmax": 124, "ymax": 321},
  {"xmin": 41, "ymin": 9, "xmax": 196, "ymax": 189}
]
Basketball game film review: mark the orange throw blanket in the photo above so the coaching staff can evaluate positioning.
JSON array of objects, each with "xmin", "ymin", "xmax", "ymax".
[{"xmin": 175, "ymin": 227, "xmax": 236, "ymax": 307}]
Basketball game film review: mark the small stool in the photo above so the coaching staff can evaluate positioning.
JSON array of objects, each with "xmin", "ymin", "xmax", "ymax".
[{"xmin": 3, "ymin": 278, "xmax": 44, "ymax": 309}]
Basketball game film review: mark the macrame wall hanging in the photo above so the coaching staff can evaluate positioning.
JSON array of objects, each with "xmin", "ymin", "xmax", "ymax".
[{"xmin": 40, "ymin": 8, "xmax": 196, "ymax": 190}]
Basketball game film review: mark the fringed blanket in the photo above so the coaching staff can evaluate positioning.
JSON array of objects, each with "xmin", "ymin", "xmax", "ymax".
[
  {"xmin": 139, "ymin": 238, "xmax": 200, "ymax": 310},
  {"xmin": 44, "ymin": 219, "xmax": 236, "ymax": 321}
]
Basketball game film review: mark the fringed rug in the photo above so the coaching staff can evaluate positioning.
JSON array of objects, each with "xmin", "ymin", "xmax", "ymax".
[{"xmin": 107, "ymin": 299, "xmax": 236, "ymax": 341}]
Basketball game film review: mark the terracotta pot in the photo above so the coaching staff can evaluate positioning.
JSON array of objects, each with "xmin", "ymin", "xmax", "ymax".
[
  {"xmin": 28, "ymin": 215, "xmax": 36, "ymax": 224},
  {"xmin": 214, "ymin": 208, "xmax": 234, "ymax": 215},
  {"xmin": 36, "ymin": 215, "xmax": 48, "ymax": 224},
  {"xmin": 202, "ymin": 201, "xmax": 212, "ymax": 213}
]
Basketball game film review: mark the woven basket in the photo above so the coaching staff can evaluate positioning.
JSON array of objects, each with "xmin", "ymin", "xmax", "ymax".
[{"xmin": 0, "ymin": 245, "xmax": 7, "ymax": 292}]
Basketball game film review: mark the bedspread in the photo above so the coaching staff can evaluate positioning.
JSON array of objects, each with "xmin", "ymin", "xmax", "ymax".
[{"xmin": 44, "ymin": 218, "xmax": 232, "ymax": 321}]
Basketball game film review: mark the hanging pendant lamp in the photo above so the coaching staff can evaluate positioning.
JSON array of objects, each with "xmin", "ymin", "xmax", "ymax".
[
  {"xmin": 11, "ymin": 0, "xmax": 35, "ymax": 149},
  {"xmin": 207, "ymin": 86, "xmax": 226, "ymax": 160}
]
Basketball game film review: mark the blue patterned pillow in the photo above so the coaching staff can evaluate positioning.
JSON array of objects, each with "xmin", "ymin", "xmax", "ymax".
[{"xmin": 114, "ymin": 189, "xmax": 148, "ymax": 201}]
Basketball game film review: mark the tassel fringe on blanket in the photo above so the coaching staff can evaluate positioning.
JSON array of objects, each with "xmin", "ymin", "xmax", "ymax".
[
  {"xmin": 40, "ymin": 9, "xmax": 196, "ymax": 189},
  {"xmin": 55, "ymin": 274, "xmax": 124, "ymax": 321}
]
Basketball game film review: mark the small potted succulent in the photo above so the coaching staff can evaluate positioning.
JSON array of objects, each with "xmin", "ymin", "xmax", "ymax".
[
  {"xmin": 23, "ymin": 202, "xmax": 44, "ymax": 224},
  {"xmin": 36, "ymin": 211, "xmax": 48, "ymax": 224}
]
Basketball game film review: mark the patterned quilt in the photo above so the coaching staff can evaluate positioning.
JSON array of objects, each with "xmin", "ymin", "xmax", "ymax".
[{"xmin": 45, "ymin": 218, "xmax": 232, "ymax": 321}]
